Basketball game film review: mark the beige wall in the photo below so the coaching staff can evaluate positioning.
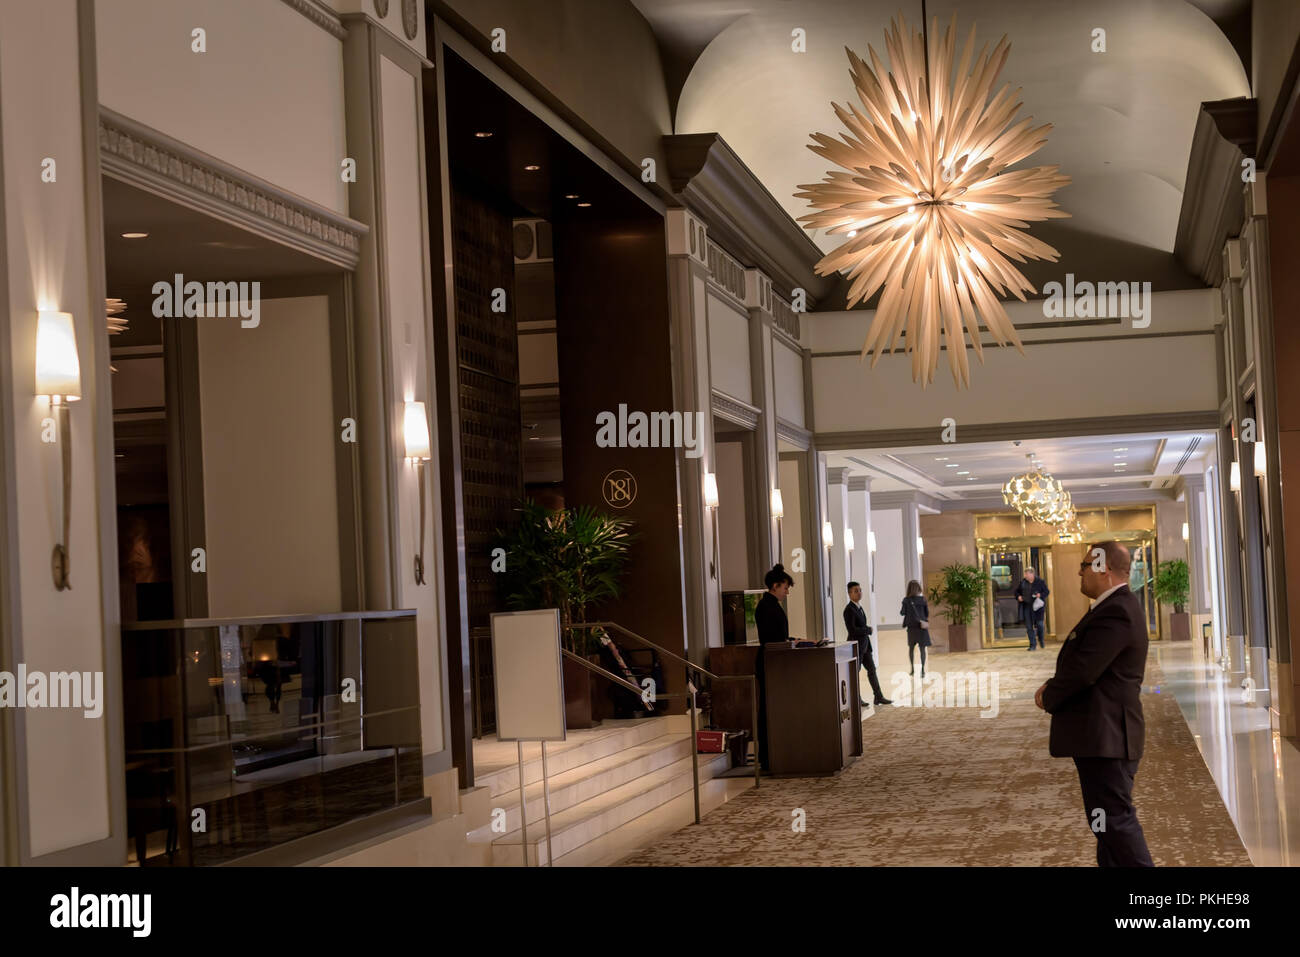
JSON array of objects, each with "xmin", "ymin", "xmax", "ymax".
[
  {"xmin": 0, "ymin": 0, "xmax": 114, "ymax": 858},
  {"xmin": 95, "ymin": 0, "xmax": 349, "ymax": 214},
  {"xmin": 918, "ymin": 511, "xmax": 976, "ymax": 648},
  {"xmin": 197, "ymin": 296, "xmax": 342, "ymax": 617},
  {"xmin": 706, "ymin": 291, "xmax": 751, "ymax": 403},
  {"xmin": 772, "ymin": 338, "xmax": 804, "ymax": 427},
  {"xmin": 716, "ymin": 440, "xmax": 749, "ymax": 592},
  {"xmin": 777, "ymin": 457, "xmax": 807, "ymax": 639},
  {"xmin": 1253, "ymin": 0, "xmax": 1300, "ymax": 156}
]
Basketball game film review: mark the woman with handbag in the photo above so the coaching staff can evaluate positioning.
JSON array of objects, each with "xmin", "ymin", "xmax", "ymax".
[{"xmin": 900, "ymin": 580, "xmax": 931, "ymax": 678}]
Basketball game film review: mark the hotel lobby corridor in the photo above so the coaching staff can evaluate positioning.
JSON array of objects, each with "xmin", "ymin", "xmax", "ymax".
[{"xmin": 620, "ymin": 639, "xmax": 1265, "ymax": 866}]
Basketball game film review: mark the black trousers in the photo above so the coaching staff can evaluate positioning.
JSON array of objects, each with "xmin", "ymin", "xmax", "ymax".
[
  {"xmin": 1072, "ymin": 756, "xmax": 1154, "ymax": 867},
  {"xmin": 857, "ymin": 639, "xmax": 885, "ymax": 701}
]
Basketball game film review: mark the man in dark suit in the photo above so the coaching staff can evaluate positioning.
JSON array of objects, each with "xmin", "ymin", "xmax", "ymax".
[
  {"xmin": 1035, "ymin": 541, "xmax": 1153, "ymax": 866},
  {"xmin": 845, "ymin": 582, "xmax": 891, "ymax": 707}
]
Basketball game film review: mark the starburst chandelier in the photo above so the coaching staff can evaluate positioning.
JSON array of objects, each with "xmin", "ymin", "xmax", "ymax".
[
  {"xmin": 796, "ymin": 9, "xmax": 1070, "ymax": 387},
  {"xmin": 1002, "ymin": 454, "xmax": 1069, "ymax": 524}
]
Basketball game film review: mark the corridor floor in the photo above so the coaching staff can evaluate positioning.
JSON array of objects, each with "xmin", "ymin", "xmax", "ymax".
[{"xmin": 619, "ymin": 644, "xmax": 1252, "ymax": 866}]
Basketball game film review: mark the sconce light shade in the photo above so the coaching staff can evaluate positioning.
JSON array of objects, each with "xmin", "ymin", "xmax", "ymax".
[
  {"xmin": 867, "ymin": 530, "xmax": 877, "ymax": 553},
  {"xmin": 1254, "ymin": 440, "xmax": 1266, "ymax": 477},
  {"xmin": 821, "ymin": 521, "xmax": 834, "ymax": 548},
  {"xmin": 917, "ymin": 536, "xmax": 925, "ymax": 556},
  {"xmin": 703, "ymin": 472, "xmax": 719, "ymax": 509},
  {"xmin": 770, "ymin": 488, "xmax": 784, "ymax": 519},
  {"xmin": 35, "ymin": 311, "xmax": 81, "ymax": 399},
  {"xmin": 1181, "ymin": 522, "xmax": 1189, "ymax": 542},
  {"xmin": 844, "ymin": 528, "xmax": 855, "ymax": 552},
  {"xmin": 1229, "ymin": 461, "xmax": 1241, "ymax": 492},
  {"xmin": 403, "ymin": 401, "xmax": 431, "ymax": 460}
]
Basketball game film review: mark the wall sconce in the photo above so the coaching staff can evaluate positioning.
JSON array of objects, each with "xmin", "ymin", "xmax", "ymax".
[
  {"xmin": 771, "ymin": 488, "xmax": 784, "ymax": 564},
  {"xmin": 404, "ymin": 400, "xmax": 431, "ymax": 585},
  {"xmin": 1182, "ymin": 522, "xmax": 1189, "ymax": 543},
  {"xmin": 1253, "ymin": 440, "xmax": 1266, "ymax": 478},
  {"xmin": 868, "ymin": 529, "xmax": 877, "ymax": 586},
  {"xmin": 1229, "ymin": 460, "xmax": 1241, "ymax": 492},
  {"xmin": 703, "ymin": 472, "xmax": 720, "ymax": 580},
  {"xmin": 844, "ymin": 527, "xmax": 855, "ymax": 580},
  {"xmin": 35, "ymin": 310, "xmax": 81, "ymax": 591},
  {"xmin": 822, "ymin": 521, "xmax": 834, "ymax": 598},
  {"xmin": 917, "ymin": 535, "xmax": 925, "ymax": 557}
]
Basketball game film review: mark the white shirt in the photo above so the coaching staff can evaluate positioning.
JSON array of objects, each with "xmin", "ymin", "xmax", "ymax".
[{"xmin": 1090, "ymin": 582, "xmax": 1126, "ymax": 609}]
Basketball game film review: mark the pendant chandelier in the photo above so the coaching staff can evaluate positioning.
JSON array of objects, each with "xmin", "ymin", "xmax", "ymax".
[
  {"xmin": 796, "ymin": 7, "xmax": 1070, "ymax": 388},
  {"xmin": 1002, "ymin": 453, "xmax": 1068, "ymax": 524}
]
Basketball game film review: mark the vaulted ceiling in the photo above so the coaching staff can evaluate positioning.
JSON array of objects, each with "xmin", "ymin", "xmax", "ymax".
[{"xmin": 634, "ymin": 0, "xmax": 1251, "ymax": 292}]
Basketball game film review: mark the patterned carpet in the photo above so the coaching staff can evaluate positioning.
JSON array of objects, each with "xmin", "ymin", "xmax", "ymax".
[{"xmin": 620, "ymin": 646, "xmax": 1251, "ymax": 866}]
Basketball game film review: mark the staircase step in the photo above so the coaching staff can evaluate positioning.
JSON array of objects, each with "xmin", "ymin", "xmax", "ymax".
[
  {"xmin": 474, "ymin": 717, "xmax": 673, "ymax": 797},
  {"xmin": 472, "ymin": 732, "xmax": 697, "ymax": 836},
  {"xmin": 489, "ymin": 749, "xmax": 732, "ymax": 865}
]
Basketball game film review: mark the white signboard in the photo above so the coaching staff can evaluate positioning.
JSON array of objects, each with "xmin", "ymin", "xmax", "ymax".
[{"xmin": 491, "ymin": 609, "xmax": 566, "ymax": 742}]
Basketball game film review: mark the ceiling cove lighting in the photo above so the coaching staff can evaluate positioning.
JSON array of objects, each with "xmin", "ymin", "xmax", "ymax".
[{"xmin": 796, "ymin": 12, "xmax": 1070, "ymax": 388}]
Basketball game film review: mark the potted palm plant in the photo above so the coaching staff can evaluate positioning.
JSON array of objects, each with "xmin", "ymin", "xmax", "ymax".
[
  {"xmin": 497, "ymin": 501, "xmax": 636, "ymax": 727},
  {"xmin": 927, "ymin": 563, "xmax": 989, "ymax": 653},
  {"xmin": 1154, "ymin": 558, "xmax": 1191, "ymax": 641}
]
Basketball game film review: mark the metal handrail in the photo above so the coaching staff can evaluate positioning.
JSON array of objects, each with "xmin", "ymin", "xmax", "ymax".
[{"xmin": 569, "ymin": 621, "xmax": 761, "ymax": 821}]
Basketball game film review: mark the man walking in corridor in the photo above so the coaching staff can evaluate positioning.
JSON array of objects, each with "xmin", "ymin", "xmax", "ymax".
[{"xmin": 1035, "ymin": 540, "xmax": 1154, "ymax": 866}]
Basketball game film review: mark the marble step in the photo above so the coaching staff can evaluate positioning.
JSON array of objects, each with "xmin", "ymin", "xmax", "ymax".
[
  {"xmin": 474, "ymin": 716, "xmax": 674, "ymax": 798},
  {"xmin": 472, "ymin": 732, "xmax": 699, "ymax": 836},
  {"xmin": 488, "ymin": 749, "xmax": 733, "ymax": 866}
]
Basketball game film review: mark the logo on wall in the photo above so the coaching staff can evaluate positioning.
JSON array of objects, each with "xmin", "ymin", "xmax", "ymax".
[{"xmin": 602, "ymin": 469, "xmax": 638, "ymax": 510}]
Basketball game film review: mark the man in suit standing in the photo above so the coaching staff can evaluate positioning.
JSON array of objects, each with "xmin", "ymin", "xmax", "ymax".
[
  {"xmin": 845, "ymin": 582, "xmax": 891, "ymax": 707},
  {"xmin": 1035, "ymin": 541, "xmax": 1153, "ymax": 866}
]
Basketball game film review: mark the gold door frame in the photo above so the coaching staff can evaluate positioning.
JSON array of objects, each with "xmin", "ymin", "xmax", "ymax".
[{"xmin": 974, "ymin": 507, "xmax": 1160, "ymax": 648}]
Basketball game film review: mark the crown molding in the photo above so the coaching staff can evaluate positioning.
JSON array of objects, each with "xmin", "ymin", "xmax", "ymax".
[
  {"xmin": 278, "ymin": 0, "xmax": 349, "ymax": 40},
  {"xmin": 1174, "ymin": 98, "xmax": 1255, "ymax": 286},
  {"xmin": 776, "ymin": 417, "xmax": 811, "ymax": 451},
  {"xmin": 711, "ymin": 389, "xmax": 760, "ymax": 431},
  {"xmin": 99, "ymin": 108, "xmax": 367, "ymax": 270}
]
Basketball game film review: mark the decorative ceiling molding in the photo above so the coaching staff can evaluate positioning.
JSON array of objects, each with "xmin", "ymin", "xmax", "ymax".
[
  {"xmin": 872, "ymin": 489, "xmax": 943, "ymax": 512},
  {"xmin": 99, "ymin": 108, "xmax": 367, "ymax": 271},
  {"xmin": 776, "ymin": 416, "xmax": 811, "ymax": 451},
  {"xmin": 815, "ymin": 411, "xmax": 1221, "ymax": 452},
  {"xmin": 665, "ymin": 132, "xmax": 831, "ymax": 305},
  {"xmin": 711, "ymin": 389, "xmax": 760, "ymax": 430},
  {"xmin": 1174, "ymin": 98, "xmax": 1255, "ymax": 286},
  {"xmin": 276, "ymin": 0, "xmax": 349, "ymax": 40}
]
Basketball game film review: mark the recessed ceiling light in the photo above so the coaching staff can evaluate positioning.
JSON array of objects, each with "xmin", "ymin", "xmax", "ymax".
[
  {"xmin": 475, "ymin": 131, "xmax": 493, "ymax": 138},
  {"xmin": 1113, "ymin": 447, "xmax": 1127, "ymax": 451},
  {"xmin": 966, "ymin": 476, "xmax": 977, "ymax": 481},
  {"xmin": 564, "ymin": 194, "xmax": 579, "ymax": 199},
  {"xmin": 956, "ymin": 470, "xmax": 970, "ymax": 475},
  {"xmin": 846, "ymin": 230, "xmax": 858, "ymax": 238},
  {"xmin": 524, "ymin": 164, "xmax": 540, "ymax": 171},
  {"xmin": 577, "ymin": 202, "xmax": 592, "ymax": 207},
  {"xmin": 1113, "ymin": 462, "xmax": 1127, "ymax": 467},
  {"xmin": 935, "ymin": 456, "xmax": 949, "ymax": 460},
  {"xmin": 945, "ymin": 463, "xmax": 959, "ymax": 468},
  {"xmin": 1100, "ymin": 483, "xmax": 1109, "ymax": 487},
  {"xmin": 121, "ymin": 232, "xmax": 148, "ymax": 239}
]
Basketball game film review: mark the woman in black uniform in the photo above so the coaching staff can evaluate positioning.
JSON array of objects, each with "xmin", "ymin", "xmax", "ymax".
[
  {"xmin": 754, "ymin": 564, "xmax": 795, "ymax": 770},
  {"xmin": 900, "ymin": 579, "xmax": 931, "ymax": 678}
]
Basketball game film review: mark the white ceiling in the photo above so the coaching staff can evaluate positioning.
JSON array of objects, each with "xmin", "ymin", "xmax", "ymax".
[
  {"xmin": 826, "ymin": 430, "xmax": 1216, "ymax": 505},
  {"xmin": 636, "ymin": 0, "xmax": 1249, "ymax": 259}
]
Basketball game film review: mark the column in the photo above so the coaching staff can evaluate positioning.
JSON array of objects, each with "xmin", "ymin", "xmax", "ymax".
[
  {"xmin": 902, "ymin": 498, "xmax": 923, "ymax": 589},
  {"xmin": 847, "ymin": 476, "xmax": 877, "ymax": 662},
  {"xmin": 826, "ymin": 468, "xmax": 850, "ymax": 642},
  {"xmin": 665, "ymin": 209, "xmax": 719, "ymax": 661},
  {"xmin": 746, "ymin": 267, "xmax": 780, "ymax": 578},
  {"xmin": 1182, "ymin": 474, "xmax": 1210, "ymax": 618},
  {"xmin": 0, "ymin": 0, "xmax": 124, "ymax": 864}
]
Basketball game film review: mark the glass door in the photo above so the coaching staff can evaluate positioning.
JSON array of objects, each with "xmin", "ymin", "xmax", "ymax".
[
  {"xmin": 981, "ymin": 547, "xmax": 1031, "ymax": 647},
  {"xmin": 1126, "ymin": 539, "xmax": 1159, "ymax": 638}
]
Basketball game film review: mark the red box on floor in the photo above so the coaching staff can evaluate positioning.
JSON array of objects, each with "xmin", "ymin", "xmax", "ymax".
[{"xmin": 696, "ymin": 730, "xmax": 727, "ymax": 752}]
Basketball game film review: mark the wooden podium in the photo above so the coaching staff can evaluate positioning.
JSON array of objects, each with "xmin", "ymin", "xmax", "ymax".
[{"xmin": 764, "ymin": 642, "xmax": 862, "ymax": 776}]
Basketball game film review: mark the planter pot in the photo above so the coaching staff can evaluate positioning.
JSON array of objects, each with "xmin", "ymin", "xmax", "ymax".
[
  {"xmin": 1169, "ymin": 611, "xmax": 1191, "ymax": 642},
  {"xmin": 947, "ymin": 623, "xmax": 968, "ymax": 653},
  {"xmin": 563, "ymin": 654, "xmax": 603, "ymax": 729}
]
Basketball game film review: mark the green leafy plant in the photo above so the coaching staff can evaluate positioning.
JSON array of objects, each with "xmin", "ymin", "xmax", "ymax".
[
  {"xmin": 1153, "ymin": 559, "xmax": 1190, "ymax": 614},
  {"xmin": 496, "ymin": 501, "xmax": 637, "ymax": 655},
  {"xmin": 927, "ymin": 563, "xmax": 989, "ymax": 626}
]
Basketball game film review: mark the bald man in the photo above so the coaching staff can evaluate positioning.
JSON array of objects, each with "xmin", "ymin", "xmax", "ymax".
[{"xmin": 1035, "ymin": 541, "xmax": 1153, "ymax": 867}]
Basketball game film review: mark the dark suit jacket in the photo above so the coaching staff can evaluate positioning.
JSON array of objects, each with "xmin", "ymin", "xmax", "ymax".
[
  {"xmin": 1042, "ymin": 585, "xmax": 1148, "ymax": 760},
  {"xmin": 843, "ymin": 602, "xmax": 873, "ymax": 659},
  {"xmin": 755, "ymin": 593, "xmax": 789, "ymax": 646}
]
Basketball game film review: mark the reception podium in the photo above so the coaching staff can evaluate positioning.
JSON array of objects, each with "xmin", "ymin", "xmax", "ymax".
[{"xmin": 764, "ymin": 642, "xmax": 863, "ymax": 776}]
